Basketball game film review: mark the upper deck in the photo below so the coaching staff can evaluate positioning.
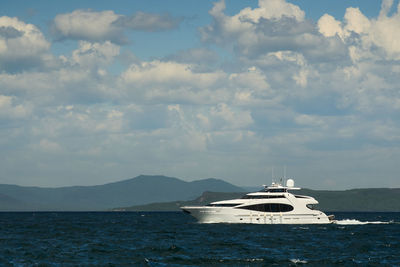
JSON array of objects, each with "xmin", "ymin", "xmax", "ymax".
[{"xmin": 261, "ymin": 179, "xmax": 301, "ymax": 192}]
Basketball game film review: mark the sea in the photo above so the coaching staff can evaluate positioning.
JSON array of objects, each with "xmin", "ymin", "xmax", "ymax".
[{"xmin": 0, "ymin": 212, "xmax": 399, "ymax": 266}]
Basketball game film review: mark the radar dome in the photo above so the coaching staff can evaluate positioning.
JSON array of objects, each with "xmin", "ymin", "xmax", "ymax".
[{"xmin": 286, "ymin": 179, "xmax": 294, "ymax": 187}]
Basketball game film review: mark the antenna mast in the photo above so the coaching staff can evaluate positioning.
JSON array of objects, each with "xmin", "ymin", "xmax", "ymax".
[
  {"xmin": 271, "ymin": 166, "xmax": 274, "ymax": 183},
  {"xmin": 284, "ymin": 165, "xmax": 286, "ymax": 185}
]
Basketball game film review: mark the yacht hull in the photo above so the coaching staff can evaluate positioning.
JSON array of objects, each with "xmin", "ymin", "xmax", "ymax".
[{"xmin": 181, "ymin": 206, "xmax": 333, "ymax": 224}]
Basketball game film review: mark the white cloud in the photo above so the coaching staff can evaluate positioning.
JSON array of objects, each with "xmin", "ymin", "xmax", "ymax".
[
  {"xmin": 121, "ymin": 60, "xmax": 223, "ymax": 87},
  {"xmin": 293, "ymin": 68, "xmax": 309, "ymax": 87},
  {"xmin": 229, "ymin": 67, "xmax": 269, "ymax": 92},
  {"xmin": 0, "ymin": 95, "xmax": 31, "ymax": 119},
  {"xmin": 1, "ymin": 1, "xmax": 400, "ymax": 189},
  {"xmin": 71, "ymin": 41, "xmax": 120, "ymax": 69},
  {"xmin": 343, "ymin": 7, "xmax": 371, "ymax": 35},
  {"xmin": 37, "ymin": 139, "xmax": 62, "ymax": 153},
  {"xmin": 370, "ymin": 13, "xmax": 400, "ymax": 58},
  {"xmin": 0, "ymin": 67, "xmax": 117, "ymax": 109},
  {"xmin": 270, "ymin": 51, "xmax": 311, "ymax": 88},
  {"xmin": 51, "ymin": 9, "xmax": 182, "ymax": 43},
  {"xmin": 120, "ymin": 60, "xmax": 227, "ymax": 104},
  {"xmin": 379, "ymin": 0, "xmax": 395, "ymax": 18},
  {"xmin": 318, "ymin": 14, "xmax": 344, "ymax": 38},
  {"xmin": 95, "ymin": 109, "xmax": 124, "ymax": 133},
  {"xmin": 51, "ymin": 10, "xmax": 124, "ymax": 43},
  {"xmin": 0, "ymin": 16, "xmax": 51, "ymax": 72},
  {"xmin": 165, "ymin": 48, "xmax": 219, "ymax": 65},
  {"xmin": 202, "ymin": 0, "xmax": 305, "ymax": 44},
  {"xmin": 200, "ymin": 0, "xmax": 347, "ymax": 63},
  {"xmin": 295, "ymin": 114, "xmax": 325, "ymax": 127},
  {"xmin": 318, "ymin": 1, "xmax": 400, "ymax": 60},
  {"xmin": 209, "ymin": 103, "xmax": 254, "ymax": 130},
  {"xmin": 114, "ymin": 11, "xmax": 182, "ymax": 32}
]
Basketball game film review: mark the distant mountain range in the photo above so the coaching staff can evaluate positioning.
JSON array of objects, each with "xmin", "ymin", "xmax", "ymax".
[
  {"xmin": 115, "ymin": 188, "xmax": 400, "ymax": 212},
  {"xmin": 0, "ymin": 175, "xmax": 244, "ymax": 211},
  {"xmin": 297, "ymin": 188, "xmax": 400, "ymax": 212},
  {"xmin": 1, "ymin": 175, "xmax": 399, "ymax": 211}
]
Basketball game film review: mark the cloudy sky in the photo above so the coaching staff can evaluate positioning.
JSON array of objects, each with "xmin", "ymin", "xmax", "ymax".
[{"xmin": 1, "ymin": 0, "xmax": 399, "ymax": 189}]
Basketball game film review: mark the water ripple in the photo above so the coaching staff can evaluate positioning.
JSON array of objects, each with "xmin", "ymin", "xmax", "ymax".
[{"xmin": 0, "ymin": 212, "xmax": 399, "ymax": 266}]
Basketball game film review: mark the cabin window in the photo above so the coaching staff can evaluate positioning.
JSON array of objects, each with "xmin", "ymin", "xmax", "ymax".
[
  {"xmin": 236, "ymin": 203, "xmax": 294, "ymax": 212},
  {"xmin": 206, "ymin": 203, "xmax": 240, "ymax": 207},
  {"xmin": 269, "ymin": 195, "xmax": 285, "ymax": 199},
  {"xmin": 241, "ymin": 195, "xmax": 285, "ymax": 199},
  {"xmin": 267, "ymin": 189, "xmax": 286, "ymax": 193},
  {"xmin": 306, "ymin": 204, "xmax": 316, "ymax": 210}
]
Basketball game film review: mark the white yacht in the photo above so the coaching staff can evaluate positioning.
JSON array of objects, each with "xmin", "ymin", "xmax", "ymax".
[{"xmin": 181, "ymin": 179, "xmax": 335, "ymax": 224}]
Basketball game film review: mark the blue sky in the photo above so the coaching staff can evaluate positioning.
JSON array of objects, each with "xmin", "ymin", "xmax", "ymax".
[{"xmin": 1, "ymin": 0, "xmax": 399, "ymax": 189}]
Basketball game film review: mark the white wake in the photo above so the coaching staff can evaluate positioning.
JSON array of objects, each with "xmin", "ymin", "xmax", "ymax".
[{"xmin": 334, "ymin": 219, "xmax": 391, "ymax": 225}]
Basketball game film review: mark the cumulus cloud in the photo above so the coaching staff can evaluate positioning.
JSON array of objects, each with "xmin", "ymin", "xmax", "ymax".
[
  {"xmin": 164, "ymin": 48, "xmax": 219, "ymax": 65},
  {"xmin": 51, "ymin": 10, "xmax": 124, "ymax": 43},
  {"xmin": 202, "ymin": 0, "xmax": 305, "ymax": 41},
  {"xmin": 69, "ymin": 41, "xmax": 120, "ymax": 69},
  {"xmin": 318, "ymin": 0, "xmax": 400, "ymax": 60},
  {"xmin": 318, "ymin": 14, "xmax": 344, "ymax": 38},
  {"xmin": 114, "ymin": 11, "xmax": 182, "ymax": 32},
  {"xmin": 197, "ymin": 0, "xmax": 400, "ymax": 116},
  {"xmin": 119, "ymin": 59, "xmax": 281, "ymax": 107},
  {"xmin": 120, "ymin": 60, "xmax": 227, "ymax": 104},
  {"xmin": 0, "ymin": 16, "xmax": 51, "ymax": 72},
  {"xmin": 0, "ymin": 25, "xmax": 23, "ymax": 38},
  {"xmin": 344, "ymin": 7, "xmax": 371, "ymax": 35},
  {"xmin": 200, "ymin": 0, "xmax": 348, "ymax": 63},
  {"xmin": 0, "ymin": 95, "xmax": 31, "ymax": 119},
  {"xmin": 379, "ymin": 0, "xmax": 395, "ymax": 18},
  {"xmin": 36, "ymin": 139, "xmax": 62, "ymax": 153},
  {"xmin": 209, "ymin": 103, "xmax": 254, "ymax": 130},
  {"xmin": 121, "ymin": 60, "xmax": 223, "ymax": 87},
  {"xmin": 0, "ymin": 52, "xmax": 118, "ymax": 107},
  {"xmin": 1, "ymin": 1, "xmax": 400, "ymax": 188},
  {"xmin": 200, "ymin": 0, "xmax": 304, "ymax": 45},
  {"xmin": 51, "ymin": 9, "xmax": 182, "ymax": 43}
]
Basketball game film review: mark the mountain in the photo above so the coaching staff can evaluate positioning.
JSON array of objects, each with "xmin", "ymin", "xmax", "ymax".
[
  {"xmin": 297, "ymin": 188, "xmax": 400, "ymax": 212},
  {"xmin": 0, "ymin": 175, "xmax": 244, "ymax": 211},
  {"xmin": 116, "ymin": 188, "xmax": 400, "ymax": 212},
  {"xmin": 2, "ymin": 176, "xmax": 399, "ymax": 212},
  {"xmin": 112, "ymin": 191, "xmax": 245, "ymax": 212}
]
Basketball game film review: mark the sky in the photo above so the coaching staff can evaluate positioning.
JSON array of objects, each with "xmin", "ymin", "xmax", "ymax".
[{"xmin": 1, "ymin": 0, "xmax": 400, "ymax": 189}]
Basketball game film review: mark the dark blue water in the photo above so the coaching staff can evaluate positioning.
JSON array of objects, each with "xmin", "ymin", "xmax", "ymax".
[{"xmin": 0, "ymin": 212, "xmax": 399, "ymax": 266}]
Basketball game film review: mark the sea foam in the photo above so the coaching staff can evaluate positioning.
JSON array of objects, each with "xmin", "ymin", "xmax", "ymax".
[{"xmin": 335, "ymin": 219, "xmax": 390, "ymax": 225}]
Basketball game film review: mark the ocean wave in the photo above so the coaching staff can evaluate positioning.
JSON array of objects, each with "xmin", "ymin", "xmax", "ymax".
[
  {"xmin": 290, "ymin": 258, "xmax": 308, "ymax": 264},
  {"xmin": 1, "ymin": 212, "xmax": 399, "ymax": 266}
]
